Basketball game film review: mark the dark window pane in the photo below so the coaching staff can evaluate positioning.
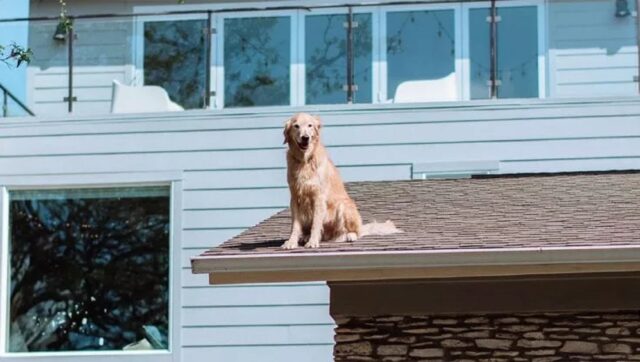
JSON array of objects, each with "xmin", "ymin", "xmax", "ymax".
[
  {"xmin": 224, "ymin": 16, "xmax": 291, "ymax": 107},
  {"xmin": 470, "ymin": 6, "xmax": 538, "ymax": 99},
  {"xmin": 144, "ymin": 20, "xmax": 206, "ymax": 109},
  {"xmin": 305, "ymin": 14, "xmax": 345, "ymax": 104},
  {"xmin": 305, "ymin": 13, "xmax": 372, "ymax": 104},
  {"xmin": 387, "ymin": 10, "xmax": 456, "ymax": 101},
  {"xmin": 352, "ymin": 14, "xmax": 373, "ymax": 104},
  {"xmin": 496, "ymin": 6, "xmax": 539, "ymax": 98},
  {"xmin": 9, "ymin": 187, "xmax": 170, "ymax": 352},
  {"xmin": 469, "ymin": 8, "xmax": 492, "ymax": 99}
]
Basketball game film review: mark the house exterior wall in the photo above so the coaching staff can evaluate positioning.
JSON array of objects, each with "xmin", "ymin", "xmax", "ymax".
[
  {"xmin": 22, "ymin": 0, "xmax": 639, "ymax": 115},
  {"xmin": 0, "ymin": 99, "xmax": 640, "ymax": 361},
  {"xmin": 547, "ymin": 0, "xmax": 638, "ymax": 97},
  {"xmin": 0, "ymin": 0, "xmax": 29, "ymax": 104},
  {"xmin": 333, "ymin": 311, "xmax": 640, "ymax": 361}
]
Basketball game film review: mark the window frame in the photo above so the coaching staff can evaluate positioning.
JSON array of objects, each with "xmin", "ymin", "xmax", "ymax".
[
  {"xmin": 379, "ymin": 3, "xmax": 464, "ymax": 103},
  {"xmin": 0, "ymin": 172, "xmax": 183, "ymax": 362},
  {"xmin": 461, "ymin": 0, "xmax": 547, "ymax": 100}
]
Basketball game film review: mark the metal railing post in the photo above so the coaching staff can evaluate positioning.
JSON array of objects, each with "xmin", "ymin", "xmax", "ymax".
[
  {"xmin": 67, "ymin": 19, "xmax": 74, "ymax": 113},
  {"xmin": 0, "ymin": 83, "xmax": 36, "ymax": 116},
  {"xmin": 636, "ymin": 0, "xmax": 640, "ymax": 93},
  {"xmin": 489, "ymin": 0, "xmax": 498, "ymax": 99},
  {"xmin": 204, "ymin": 10, "xmax": 213, "ymax": 109},
  {"xmin": 346, "ymin": 6, "xmax": 355, "ymax": 104},
  {"xmin": 2, "ymin": 89, "xmax": 7, "ymax": 117}
]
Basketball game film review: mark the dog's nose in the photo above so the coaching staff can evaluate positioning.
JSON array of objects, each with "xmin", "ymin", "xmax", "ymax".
[{"xmin": 301, "ymin": 136, "xmax": 309, "ymax": 142}]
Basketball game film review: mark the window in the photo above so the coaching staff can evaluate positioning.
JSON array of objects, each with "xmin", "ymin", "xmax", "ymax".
[
  {"xmin": 7, "ymin": 187, "xmax": 170, "ymax": 353},
  {"xmin": 468, "ymin": 5, "xmax": 540, "ymax": 99},
  {"xmin": 386, "ymin": 8, "xmax": 458, "ymax": 102},
  {"xmin": 305, "ymin": 13, "xmax": 373, "ymax": 104},
  {"xmin": 137, "ymin": 1, "xmax": 544, "ymax": 108},
  {"xmin": 143, "ymin": 19, "xmax": 207, "ymax": 109},
  {"xmin": 223, "ymin": 16, "xmax": 292, "ymax": 107}
]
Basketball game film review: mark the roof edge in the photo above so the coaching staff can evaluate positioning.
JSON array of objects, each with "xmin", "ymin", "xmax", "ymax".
[{"xmin": 191, "ymin": 245, "xmax": 640, "ymax": 284}]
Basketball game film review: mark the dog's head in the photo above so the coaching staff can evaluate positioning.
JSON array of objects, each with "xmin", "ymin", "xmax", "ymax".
[{"xmin": 283, "ymin": 113, "xmax": 322, "ymax": 153}]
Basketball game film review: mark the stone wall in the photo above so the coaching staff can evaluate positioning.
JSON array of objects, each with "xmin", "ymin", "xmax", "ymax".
[{"xmin": 333, "ymin": 311, "xmax": 640, "ymax": 361}]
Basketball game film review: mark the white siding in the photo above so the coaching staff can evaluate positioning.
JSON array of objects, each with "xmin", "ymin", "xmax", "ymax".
[
  {"xmin": 1, "ymin": 99, "xmax": 640, "ymax": 361},
  {"xmin": 548, "ymin": 0, "xmax": 639, "ymax": 97}
]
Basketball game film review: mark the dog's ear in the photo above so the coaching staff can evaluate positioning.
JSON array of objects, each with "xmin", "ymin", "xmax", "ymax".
[
  {"xmin": 313, "ymin": 115, "xmax": 322, "ymax": 130},
  {"xmin": 283, "ymin": 118, "xmax": 293, "ymax": 145}
]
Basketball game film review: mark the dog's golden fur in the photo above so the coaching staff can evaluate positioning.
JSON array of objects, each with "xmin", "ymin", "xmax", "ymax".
[{"xmin": 282, "ymin": 113, "xmax": 399, "ymax": 249}]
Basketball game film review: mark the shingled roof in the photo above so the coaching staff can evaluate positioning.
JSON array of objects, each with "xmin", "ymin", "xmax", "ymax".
[{"xmin": 192, "ymin": 172, "xmax": 640, "ymax": 284}]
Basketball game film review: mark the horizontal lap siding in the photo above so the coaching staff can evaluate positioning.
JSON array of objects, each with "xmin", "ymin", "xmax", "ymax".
[
  {"xmin": 2, "ymin": 138, "xmax": 640, "ymax": 175},
  {"xmin": 182, "ymin": 345, "xmax": 334, "ymax": 362},
  {"xmin": 182, "ymin": 325, "xmax": 335, "ymax": 346},
  {"xmin": 182, "ymin": 302, "xmax": 331, "ymax": 326},
  {"xmin": 182, "ymin": 228, "xmax": 249, "ymax": 249},
  {"xmin": 3, "ymin": 115, "xmax": 640, "ymax": 156},
  {"xmin": 181, "ymin": 284, "xmax": 330, "ymax": 308},
  {"xmin": 1, "ymin": 99, "xmax": 640, "ymax": 362},
  {"xmin": 549, "ymin": 0, "xmax": 639, "ymax": 97},
  {"xmin": 183, "ymin": 164, "xmax": 411, "ymax": 190}
]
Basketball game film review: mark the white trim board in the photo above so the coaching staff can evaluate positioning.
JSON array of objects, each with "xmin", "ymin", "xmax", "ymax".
[{"xmin": 192, "ymin": 245, "xmax": 640, "ymax": 284}]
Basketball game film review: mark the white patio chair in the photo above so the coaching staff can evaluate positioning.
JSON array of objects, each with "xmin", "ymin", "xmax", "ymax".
[
  {"xmin": 110, "ymin": 80, "xmax": 184, "ymax": 114},
  {"xmin": 393, "ymin": 73, "xmax": 458, "ymax": 103}
]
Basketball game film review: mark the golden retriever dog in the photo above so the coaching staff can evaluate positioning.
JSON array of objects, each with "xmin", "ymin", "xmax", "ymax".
[{"xmin": 282, "ymin": 113, "xmax": 400, "ymax": 249}]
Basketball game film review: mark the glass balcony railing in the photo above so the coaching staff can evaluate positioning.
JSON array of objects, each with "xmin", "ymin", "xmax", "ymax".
[
  {"xmin": 0, "ymin": 0, "xmax": 638, "ymax": 118},
  {"xmin": 1, "ymin": 83, "xmax": 34, "ymax": 117}
]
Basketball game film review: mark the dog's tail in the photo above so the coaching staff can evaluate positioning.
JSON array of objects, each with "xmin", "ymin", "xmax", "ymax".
[{"xmin": 360, "ymin": 220, "xmax": 402, "ymax": 237}]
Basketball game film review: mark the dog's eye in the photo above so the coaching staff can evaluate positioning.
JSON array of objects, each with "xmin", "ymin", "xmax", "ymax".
[
  {"xmin": 294, "ymin": 124, "xmax": 299, "ymax": 129},
  {"xmin": 308, "ymin": 124, "xmax": 312, "ymax": 128}
]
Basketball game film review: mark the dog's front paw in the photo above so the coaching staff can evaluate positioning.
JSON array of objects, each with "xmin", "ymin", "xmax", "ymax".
[
  {"xmin": 304, "ymin": 237, "xmax": 320, "ymax": 249},
  {"xmin": 282, "ymin": 238, "xmax": 299, "ymax": 249},
  {"xmin": 346, "ymin": 232, "xmax": 358, "ymax": 242}
]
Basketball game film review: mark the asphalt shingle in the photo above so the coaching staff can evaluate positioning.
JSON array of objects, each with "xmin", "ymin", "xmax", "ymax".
[{"xmin": 198, "ymin": 172, "xmax": 640, "ymax": 257}]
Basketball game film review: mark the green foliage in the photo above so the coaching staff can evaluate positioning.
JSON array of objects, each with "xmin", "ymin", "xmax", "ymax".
[
  {"xmin": 0, "ymin": 43, "xmax": 33, "ymax": 68},
  {"xmin": 57, "ymin": 0, "xmax": 72, "ymax": 33},
  {"xmin": 143, "ymin": 20, "xmax": 206, "ymax": 109}
]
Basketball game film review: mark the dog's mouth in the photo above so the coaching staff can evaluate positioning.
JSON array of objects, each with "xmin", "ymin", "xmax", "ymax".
[{"xmin": 297, "ymin": 139, "xmax": 310, "ymax": 150}]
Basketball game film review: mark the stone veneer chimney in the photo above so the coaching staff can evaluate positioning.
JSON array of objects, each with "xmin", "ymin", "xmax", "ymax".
[{"xmin": 333, "ymin": 311, "xmax": 640, "ymax": 361}]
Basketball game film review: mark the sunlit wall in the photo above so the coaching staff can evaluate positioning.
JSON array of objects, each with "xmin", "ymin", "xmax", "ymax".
[{"xmin": 0, "ymin": 0, "xmax": 29, "ymax": 102}]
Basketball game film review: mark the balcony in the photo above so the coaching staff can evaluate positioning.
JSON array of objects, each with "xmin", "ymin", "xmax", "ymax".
[{"xmin": 1, "ymin": 0, "xmax": 639, "ymax": 118}]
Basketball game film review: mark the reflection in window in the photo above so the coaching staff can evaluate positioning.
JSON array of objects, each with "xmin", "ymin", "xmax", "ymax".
[
  {"xmin": 387, "ymin": 10, "xmax": 456, "ymax": 101},
  {"xmin": 305, "ymin": 13, "xmax": 372, "ymax": 104},
  {"xmin": 470, "ymin": 6, "xmax": 538, "ymax": 99},
  {"xmin": 224, "ymin": 16, "xmax": 291, "ymax": 107},
  {"xmin": 9, "ymin": 187, "xmax": 170, "ymax": 352},
  {"xmin": 144, "ymin": 20, "xmax": 207, "ymax": 109}
]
